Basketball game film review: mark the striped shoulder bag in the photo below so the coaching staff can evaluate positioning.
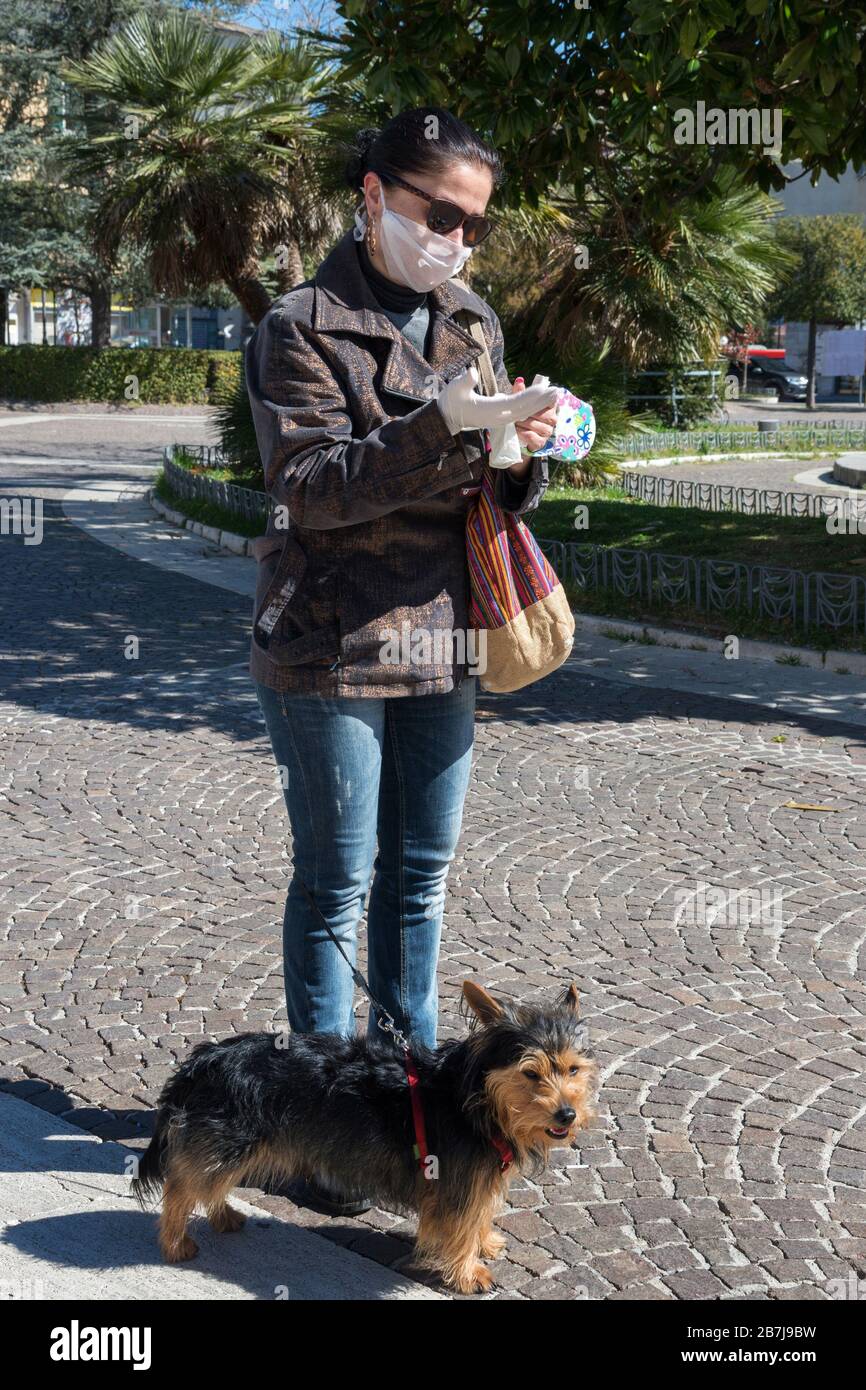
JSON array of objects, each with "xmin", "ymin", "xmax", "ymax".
[{"xmin": 459, "ymin": 312, "xmax": 576, "ymax": 694}]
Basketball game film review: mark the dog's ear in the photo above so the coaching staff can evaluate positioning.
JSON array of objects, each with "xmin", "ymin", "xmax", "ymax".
[
  {"xmin": 560, "ymin": 983, "xmax": 580, "ymax": 1016},
  {"xmin": 462, "ymin": 980, "xmax": 505, "ymax": 1026}
]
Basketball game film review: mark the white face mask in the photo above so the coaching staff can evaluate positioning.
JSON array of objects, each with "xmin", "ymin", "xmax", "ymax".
[{"xmin": 353, "ymin": 180, "xmax": 474, "ymax": 292}]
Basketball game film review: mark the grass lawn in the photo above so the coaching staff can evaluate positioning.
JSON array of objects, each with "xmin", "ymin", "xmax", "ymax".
[
  {"xmin": 533, "ymin": 484, "xmax": 866, "ymax": 579},
  {"xmin": 154, "ymin": 470, "xmax": 264, "ymax": 539},
  {"xmin": 154, "ymin": 466, "xmax": 866, "ymax": 654},
  {"xmin": 170, "ymin": 448, "xmax": 262, "ymax": 491},
  {"xmin": 532, "ymin": 484, "xmax": 866, "ymax": 653},
  {"xmin": 563, "ymin": 583, "xmax": 866, "ymax": 654}
]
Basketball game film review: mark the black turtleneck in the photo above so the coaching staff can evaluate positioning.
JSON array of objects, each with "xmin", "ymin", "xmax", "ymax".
[
  {"xmin": 356, "ymin": 237, "xmax": 431, "ymax": 360},
  {"xmin": 357, "ymin": 237, "xmax": 427, "ymax": 313}
]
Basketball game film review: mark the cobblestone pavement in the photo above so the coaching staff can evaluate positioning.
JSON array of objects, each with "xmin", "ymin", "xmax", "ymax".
[{"xmin": 2, "ymin": 477, "xmax": 866, "ymax": 1301}]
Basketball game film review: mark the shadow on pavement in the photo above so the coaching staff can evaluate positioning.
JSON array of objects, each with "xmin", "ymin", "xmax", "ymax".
[{"xmin": 2, "ymin": 500, "xmax": 865, "ymax": 748}]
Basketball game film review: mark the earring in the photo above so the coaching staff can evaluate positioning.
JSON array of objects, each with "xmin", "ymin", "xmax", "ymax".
[{"xmin": 366, "ymin": 216, "xmax": 377, "ymax": 256}]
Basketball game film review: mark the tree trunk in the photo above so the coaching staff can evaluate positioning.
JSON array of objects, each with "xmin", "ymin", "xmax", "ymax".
[
  {"xmin": 0, "ymin": 287, "xmax": 7, "ymax": 346},
  {"xmin": 275, "ymin": 239, "xmax": 305, "ymax": 295},
  {"xmin": 806, "ymin": 316, "xmax": 817, "ymax": 411},
  {"xmin": 89, "ymin": 278, "xmax": 112, "ymax": 348},
  {"xmin": 224, "ymin": 272, "xmax": 273, "ymax": 326}
]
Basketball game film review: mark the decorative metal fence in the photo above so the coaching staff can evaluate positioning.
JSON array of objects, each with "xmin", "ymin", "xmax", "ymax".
[
  {"xmin": 619, "ymin": 470, "xmax": 847, "ymax": 519},
  {"xmin": 162, "ymin": 448, "xmax": 270, "ymax": 527},
  {"xmin": 536, "ymin": 539, "xmax": 866, "ymax": 637},
  {"xmin": 168, "ymin": 444, "xmax": 240, "ymax": 470},
  {"xmin": 611, "ymin": 426, "xmax": 866, "ymax": 457},
  {"xmin": 160, "ymin": 446, "xmax": 865, "ymax": 636},
  {"xmin": 624, "ymin": 365, "xmax": 725, "ymax": 426}
]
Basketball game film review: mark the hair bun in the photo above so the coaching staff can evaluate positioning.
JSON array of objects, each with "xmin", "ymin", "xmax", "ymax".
[{"xmin": 344, "ymin": 126, "xmax": 381, "ymax": 190}]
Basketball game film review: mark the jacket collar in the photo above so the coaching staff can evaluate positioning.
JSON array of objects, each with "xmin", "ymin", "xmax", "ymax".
[{"xmin": 312, "ymin": 228, "xmax": 490, "ymax": 402}]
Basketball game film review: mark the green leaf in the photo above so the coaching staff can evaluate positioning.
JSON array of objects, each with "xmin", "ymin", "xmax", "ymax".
[
  {"xmin": 819, "ymin": 65, "xmax": 838, "ymax": 97},
  {"xmin": 630, "ymin": 13, "xmax": 670, "ymax": 37},
  {"xmin": 679, "ymin": 15, "xmax": 700, "ymax": 59},
  {"xmin": 776, "ymin": 35, "xmax": 817, "ymax": 81},
  {"xmin": 795, "ymin": 120, "xmax": 830, "ymax": 155},
  {"xmin": 505, "ymin": 43, "xmax": 521, "ymax": 78}
]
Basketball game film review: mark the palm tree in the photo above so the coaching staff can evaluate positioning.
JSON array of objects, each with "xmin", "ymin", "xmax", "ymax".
[
  {"xmin": 516, "ymin": 159, "xmax": 795, "ymax": 370},
  {"xmin": 61, "ymin": 10, "xmax": 345, "ymax": 324}
]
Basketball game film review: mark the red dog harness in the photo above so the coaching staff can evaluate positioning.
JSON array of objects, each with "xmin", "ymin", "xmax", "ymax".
[
  {"xmin": 403, "ymin": 1049, "xmax": 514, "ymax": 1176},
  {"xmin": 290, "ymin": 878, "xmax": 514, "ymax": 1171}
]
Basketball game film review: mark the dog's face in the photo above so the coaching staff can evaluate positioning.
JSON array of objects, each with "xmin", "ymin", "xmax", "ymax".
[{"xmin": 462, "ymin": 981, "xmax": 598, "ymax": 1152}]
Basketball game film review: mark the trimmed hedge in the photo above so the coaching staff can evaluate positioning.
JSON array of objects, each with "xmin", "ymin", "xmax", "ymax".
[{"xmin": 0, "ymin": 344, "xmax": 242, "ymax": 404}]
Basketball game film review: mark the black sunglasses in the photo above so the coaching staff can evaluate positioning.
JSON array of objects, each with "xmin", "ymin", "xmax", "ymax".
[{"xmin": 376, "ymin": 171, "xmax": 495, "ymax": 247}]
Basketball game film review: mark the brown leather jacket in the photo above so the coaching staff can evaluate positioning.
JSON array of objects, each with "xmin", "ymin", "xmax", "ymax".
[{"xmin": 245, "ymin": 227, "xmax": 549, "ymax": 697}]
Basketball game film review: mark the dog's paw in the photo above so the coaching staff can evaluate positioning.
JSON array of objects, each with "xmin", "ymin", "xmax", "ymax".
[
  {"xmin": 163, "ymin": 1234, "xmax": 199, "ymax": 1263},
  {"xmin": 210, "ymin": 1203, "xmax": 246, "ymax": 1234},
  {"xmin": 454, "ymin": 1261, "xmax": 495, "ymax": 1294},
  {"xmin": 479, "ymin": 1230, "xmax": 506, "ymax": 1259}
]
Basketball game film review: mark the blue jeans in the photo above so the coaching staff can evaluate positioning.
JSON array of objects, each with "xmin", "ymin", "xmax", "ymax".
[{"xmin": 254, "ymin": 679, "xmax": 477, "ymax": 1049}]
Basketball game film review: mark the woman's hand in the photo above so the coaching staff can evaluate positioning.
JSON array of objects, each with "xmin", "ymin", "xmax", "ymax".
[{"xmin": 509, "ymin": 376, "xmax": 557, "ymax": 477}]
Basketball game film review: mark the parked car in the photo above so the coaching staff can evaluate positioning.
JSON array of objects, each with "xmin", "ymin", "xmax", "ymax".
[{"xmin": 725, "ymin": 359, "xmax": 808, "ymax": 401}]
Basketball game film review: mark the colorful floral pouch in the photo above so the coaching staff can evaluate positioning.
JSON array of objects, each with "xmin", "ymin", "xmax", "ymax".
[{"xmin": 531, "ymin": 388, "xmax": 596, "ymax": 463}]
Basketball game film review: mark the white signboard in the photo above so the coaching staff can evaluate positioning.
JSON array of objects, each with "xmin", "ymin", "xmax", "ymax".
[{"xmin": 815, "ymin": 329, "xmax": 866, "ymax": 377}]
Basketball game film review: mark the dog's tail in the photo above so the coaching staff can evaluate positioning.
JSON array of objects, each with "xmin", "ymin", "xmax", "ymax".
[
  {"xmin": 130, "ymin": 1041, "xmax": 226, "ymax": 1207},
  {"xmin": 131, "ymin": 1110, "xmax": 172, "ymax": 1207}
]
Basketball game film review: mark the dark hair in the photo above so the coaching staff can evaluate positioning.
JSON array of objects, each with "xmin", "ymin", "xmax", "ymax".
[{"xmin": 343, "ymin": 107, "xmax": 503, "ymax": 194}]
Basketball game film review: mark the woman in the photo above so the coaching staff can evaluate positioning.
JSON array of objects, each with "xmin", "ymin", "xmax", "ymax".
[{"xmin": 245, "ymin": 107, "xmax": 557, "ymax": 1211}]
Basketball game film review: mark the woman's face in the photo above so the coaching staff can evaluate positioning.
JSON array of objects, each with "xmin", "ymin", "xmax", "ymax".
[{"xmin": 362, "ymin": 161, "xmax": 494, "ymax": 246}]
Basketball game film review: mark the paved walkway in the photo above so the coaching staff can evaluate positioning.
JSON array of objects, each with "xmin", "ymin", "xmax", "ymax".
[
  {"xmin": 1, "ymin": 450, "xmax": 865, "ymax": 1300},
  {"xmin": 62, "ymin": 470, "xmax": 866, "ymax": 731},
  {"xmin": 0, "ymin": 1093, "xmax": 442, "ymax": 1300},
  {"xmin": 626, "ymin": 455, "xmax": 855, "ymax": 497}
]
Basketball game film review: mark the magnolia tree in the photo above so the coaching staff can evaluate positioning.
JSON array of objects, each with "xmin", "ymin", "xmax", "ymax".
[
  {"xmin": 315, "ymin": 0, "xmax": 866, "ymax": 203},
  {"xmin": 304, "ymin": 1, "xmax": 856, "ymax": 373}
]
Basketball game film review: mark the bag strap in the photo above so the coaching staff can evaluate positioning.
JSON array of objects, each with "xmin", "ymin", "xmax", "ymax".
[{"xmin": 455, "ymin": 309, "xmax": 498, "ymax": 397}]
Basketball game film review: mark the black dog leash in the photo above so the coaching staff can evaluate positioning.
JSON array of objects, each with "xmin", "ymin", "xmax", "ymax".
[
  {"xmin": 293, "ymin": 874, "xmax": 411, "ymax": 1052},
  {"xmin": 293, "ymin": 875, "xmax": 432, "ymax": 1173},
  {"xmin": 292, "ymin": 874, "xmax": 515, "ymax": 1174}
]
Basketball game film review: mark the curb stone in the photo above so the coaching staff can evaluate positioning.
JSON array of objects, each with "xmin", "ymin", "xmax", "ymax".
[
  {"xmin": 619, "ymin": 451, "xmax": 836, "ymax": 468},
  {"xmin": 573, "ymin": 612, "xmax": 866, "ymax": 676},
  {"xmin": 150, "ymin": 489, "xmax": 257, "ymax": 557},
  {"xmin": 0, "ymin": 1075, "xmax": 447, "ymax": 1298}
]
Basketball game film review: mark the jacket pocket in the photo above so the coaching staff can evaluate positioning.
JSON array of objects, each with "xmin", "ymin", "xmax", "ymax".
[
  {"xmin": 252, "ymin": 532, "xmax": 308, "ymax": 643},
  {"xmin": 252, "ymin": 532, "xmax": 342, "ymax": 668}
]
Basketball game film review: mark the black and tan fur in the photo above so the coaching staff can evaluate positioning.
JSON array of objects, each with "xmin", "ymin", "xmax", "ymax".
[{"xmin": 132, "ymin": 980, "xmax": 597, "ymax": 1294}]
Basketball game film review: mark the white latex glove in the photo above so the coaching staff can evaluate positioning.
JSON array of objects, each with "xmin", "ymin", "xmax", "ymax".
[
  {"xmin": 436, "ymin": 365, "xmax": 559, "ymax": 436},
  {"xmin": 488, "ymin": 374, "xmax": 556, "ymax": 468},
  {"xmin": 487, "ymin": 422, "xmax": 523, "ymax": 469}
]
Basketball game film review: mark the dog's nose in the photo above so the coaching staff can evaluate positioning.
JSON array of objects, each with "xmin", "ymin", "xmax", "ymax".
[{"xmin": 554, "ymin": 1106, "xmax": 576, "ymax": 1125}]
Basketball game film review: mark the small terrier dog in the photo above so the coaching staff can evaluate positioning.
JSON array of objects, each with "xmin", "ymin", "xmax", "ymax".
[{"xmin": 133, "ymin": 980, "xmax": 597, "ymax": 1293}]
